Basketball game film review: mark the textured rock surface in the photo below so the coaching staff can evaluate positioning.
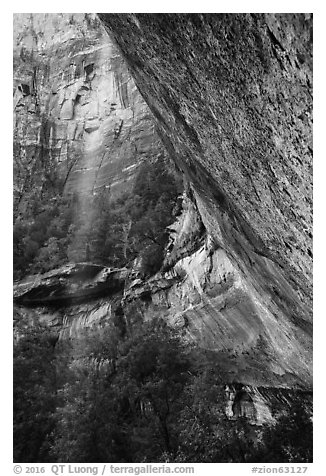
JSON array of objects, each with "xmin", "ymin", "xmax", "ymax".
[
  {"xmin": 13, "ymin": 13, "xmax": 167, "ymax": 217},
  {"xmin": 14, "ymin": 262, "xmax": 128, "ymax": 306},
  {"xmin": 14, "ymin": 191, "xmax": 312, "ymax": 388},
  {"xmin": 14, "ymin": 298, "xmax": 116, "ymax": 339},
  {"xmin": 121, "ymin": 194, "xmax": 311, "ymax": 388},
  {"xmin": 97, "ymin": 13, "xmax": 313, "ymax": 388},
  {"xmin": 13, "ymin": 14, "xmax": 313, "ymax": 394}
]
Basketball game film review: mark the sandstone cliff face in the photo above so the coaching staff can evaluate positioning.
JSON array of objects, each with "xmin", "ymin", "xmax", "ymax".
[
  {"xmin": 97, "ymin": 13, "xmax": 313, "ymax": 388},
  {"xmin": 14, "ymin": 190, "xmax": 311, "ymax": 389},
  {"xmin": 13, "ymin": 13, "xmax": 167, "ymax": 217},
  {"xmin": 14, "ymin": 263, "xmax": 128, "ymax": 306},
  {"xmin": 14, "ymin": 14, "xmax": 312, "ymax": 397}
]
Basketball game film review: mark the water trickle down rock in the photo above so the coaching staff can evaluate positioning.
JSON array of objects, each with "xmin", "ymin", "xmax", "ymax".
[
  {"xmin": 13, "ymin": 13, "xmax": 168, "ymax": 217},
  {"xmin": 13, "ymin": 15, "xmax": 312, "ymax": 417}
]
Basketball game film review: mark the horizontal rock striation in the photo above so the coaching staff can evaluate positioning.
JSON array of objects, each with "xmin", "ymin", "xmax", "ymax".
[{"xmin": 14, "ymin": 262, "xmax": 128, "ymax": 306}]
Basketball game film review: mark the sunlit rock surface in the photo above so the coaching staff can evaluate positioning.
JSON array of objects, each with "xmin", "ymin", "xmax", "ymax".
[
  {"xmin": 14, "ymin": 14, "xmax": 312, "ymax": 396},
  {"xmin": 14, "ymin": 190, "xmax": 312, "ymax": 389},
  {"xmin": 121, "ymin": 193, "xmax": 311, "ymax": 388},
  {"xmin": 13, "ymin": 13, "xmax": 167, "ymax": 216},
  {"xmin": 14, "ymin": 298, "xmax": 116, "ymax": 339}
]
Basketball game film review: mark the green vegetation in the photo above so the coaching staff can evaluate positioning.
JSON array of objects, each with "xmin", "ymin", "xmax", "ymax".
[{"xmin": 13, "ymin": 318, "xmax": 313, "ymax": 463}]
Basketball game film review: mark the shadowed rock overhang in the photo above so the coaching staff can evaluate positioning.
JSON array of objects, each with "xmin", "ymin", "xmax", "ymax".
[{"xmin": 98, "ymin": 13, "xmax": 313, "ymax": 388}]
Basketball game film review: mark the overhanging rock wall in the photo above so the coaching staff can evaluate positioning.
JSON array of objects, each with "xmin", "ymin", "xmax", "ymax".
[{"xmin": 99, "ymin": 13, "xmax": 313, "ymax": 388}]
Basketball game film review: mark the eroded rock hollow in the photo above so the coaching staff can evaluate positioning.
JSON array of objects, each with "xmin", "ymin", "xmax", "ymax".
[
  {"xmin": 97, "ymin": 13, "xmax": 313, "ymax": 389},
  {"xmin": 14, "ymin": 14, "xmax": 312, "ymax": 400}
]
